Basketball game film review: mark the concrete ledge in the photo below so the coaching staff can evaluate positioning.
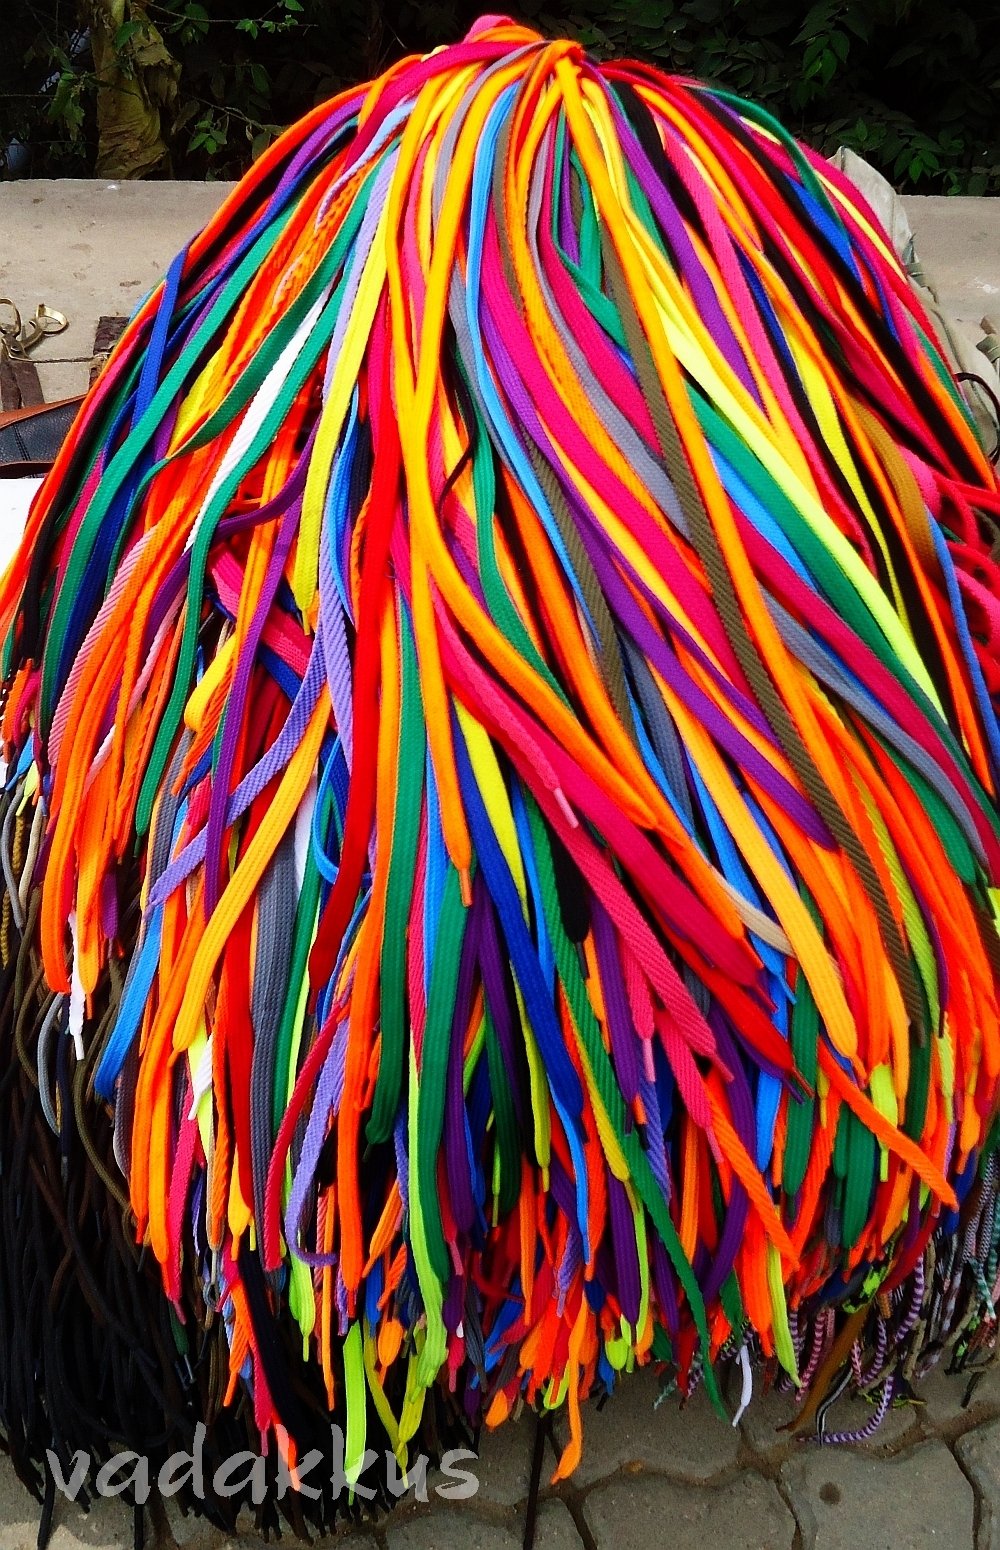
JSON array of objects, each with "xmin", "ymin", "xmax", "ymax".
[
  {"xmin": 906, "ymin": 194, "xmax": 1000, "ymax": 346},
  {"xmin": 0, "ymin": 180, "xmax": 998, "ymax": 399},
  {"xmin": 0, "ymin": 180, "xmax": 235, "ymax": 399}
]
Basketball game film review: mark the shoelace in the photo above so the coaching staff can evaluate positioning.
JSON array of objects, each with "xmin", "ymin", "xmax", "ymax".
[{"xmin": 2, "ymin": 13, "xmax": 1000, "ymax": 1487}]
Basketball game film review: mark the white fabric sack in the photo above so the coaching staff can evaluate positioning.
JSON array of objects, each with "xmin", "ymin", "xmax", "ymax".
[{"xmin": 0, "ymin": 478, "xmax": 41, "ymax": 574}]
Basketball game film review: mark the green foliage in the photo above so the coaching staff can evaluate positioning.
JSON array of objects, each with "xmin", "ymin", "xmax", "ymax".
[
  {"xmin": 546, "ymin": 0, "xmax": 1000, "ymax": 192},
  {"xmin": 2, "ymin": 0, "xmax": 998, "ymax": 192}
]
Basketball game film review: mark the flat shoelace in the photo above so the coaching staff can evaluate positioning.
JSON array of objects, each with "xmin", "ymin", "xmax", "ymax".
[{"xmin": 2, "ymin": 15, "xmax": 1000, "ymax": 1482}]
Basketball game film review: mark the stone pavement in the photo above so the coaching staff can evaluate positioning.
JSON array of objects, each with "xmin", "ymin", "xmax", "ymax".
[
  {"xmin": 1, "ymin": 182, "xmax": 999, "ymax": 1550},
  {"xmin": 4, "ymin": 1361, "xmax": 1000, "ymax": 1550}
]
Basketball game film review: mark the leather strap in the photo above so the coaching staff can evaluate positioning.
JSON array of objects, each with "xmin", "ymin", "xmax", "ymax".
[
  {"xmin": 0, "ymin": 396, "xmax": 83, "ymax": 476},
  {"xmin": 0, "ymin": 352, "xmax": 44, "ymax": 413}
]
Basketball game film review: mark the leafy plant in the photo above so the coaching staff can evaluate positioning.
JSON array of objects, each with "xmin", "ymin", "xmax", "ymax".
[{"xmin": 2, "ymin": 0, "xmax": 998, "ymax": 192}]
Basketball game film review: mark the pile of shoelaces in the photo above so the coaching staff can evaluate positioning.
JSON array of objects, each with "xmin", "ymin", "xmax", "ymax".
[{"xmin": 4, "ymin": 14, "xmax": 1000, "ymax": 1534}]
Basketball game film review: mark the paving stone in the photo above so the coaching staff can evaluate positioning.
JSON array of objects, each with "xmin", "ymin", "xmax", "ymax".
[
  {"xmin": 217, "ymin": 1541, "xmax": 377, "ymax": 1550},
  {"xmin": 738, "ymin": 1382, "xmax": 802, "ymax": 1457},
  {"xmin": 385, "ymin": 1507, "xmax": 523, "ymax": 1550},
  {"xmin": 210, "ymin": 1520, "xmax": 380, "ymax": 1550},
  {"xmin": 533, "ymin": 1499, "xmax": 586, "ymax": 1550},
  {"xmin": 741, "ymin": 1361, "xmax": 1000, "ymax": 1457},
  {"xmin": 0, "ymin": 1458, "xmax": 197, "ymax": 1550},
  {"xmin": 1, "ymin": 1492, "xmax": 133, "ymax": 1549},
  {"xmin": 808, "ymin": 1387, "xmax": 922, "ymax": 1452},
  {"xmin": 468, "ymin": 1409, "xmax": 544, "ymax": 1507},
  {"xmin": 740, "ymin": 1377, "xmax": 923, "ymax": 1458},
  {"xmin": 917, "ymin": 1362, "xmax": 1000, "ymax": 1428},
  {"xmin": 957, "ymin": 1417, "xmax": 1000, "ymax": 1550},
  {"xmin": 382, "ymin": 1494, "xmax": 581, "ymax": 1550},
  {"xmin": 155, "ymin": 1497, "xmax": 223, "ymax": 1549},
  {"xmin": 552, "ymin": 1367, "xmax": 741, "ymax": 1486},
  {"xmin": 0, "ymin": 1453, "xmax": 387, "ymax": 1550},
  {"xmin": 415, "ymin": 1432, "xmax": 529, "ymax": 1512},
  {"xmin": 781, "ymin": 1437, "xmax": 973, "ymax": 1550},
  {"xmin": 583, "ymin": 1469, "xmax": 795, "ymax": 1550},
  {"xmin": 215, "ymin": 1541, "xmax": 377, "ymax": 1550},
  {"xmin": 213, "ymin": 1537, "xmax": 375, "ymax": 1550},
  {"xmin": 153, "ymin": 1491, "xmax": 238, "ymax": 1550}
]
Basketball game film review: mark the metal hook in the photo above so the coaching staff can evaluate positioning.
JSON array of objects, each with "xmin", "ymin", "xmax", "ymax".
[
  {"xmin": 205, "ymin": 1244, "xmax": 224, "ymax": 1316},
  {"xmin": 0, "ymin": 299, "xmax": 68, "ymax": 360},
  {"xmin": 0, "ymin": 299, "xmax": 23, "ymax": 340}
]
